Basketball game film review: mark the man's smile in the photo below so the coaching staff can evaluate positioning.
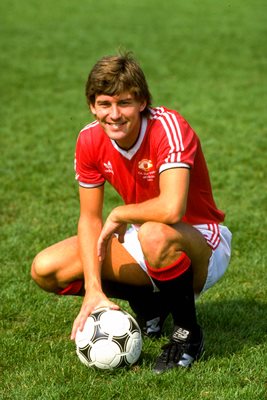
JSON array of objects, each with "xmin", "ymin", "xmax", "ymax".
[{"xmin": 105, "ymin": 121, "xmax": 127, "ymax": 130}]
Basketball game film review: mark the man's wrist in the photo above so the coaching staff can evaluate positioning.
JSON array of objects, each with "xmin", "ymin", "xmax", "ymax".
[
  {"xmin": 84, "ymin": 280, "xmax": 102, "ymax": 293},
  {"xmin": 110, "ymin": 206, "xmax": 123, "ymax": 223}
]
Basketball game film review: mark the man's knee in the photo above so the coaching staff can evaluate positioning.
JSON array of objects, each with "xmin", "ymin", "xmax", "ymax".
[
  {"xmin": 31, "ymin": 252, "xmax": 56, "ymax": 291},
  {"xmin": 31, "ymin": 253, "xmax": 47, "ymax": 279},
  {"xmin": 138, "ymin": 221, "xmax": 165, "ymax": 249},
  {"xmin": 138, "ymin": 222, "xmax": 180, "ymax": 267}
]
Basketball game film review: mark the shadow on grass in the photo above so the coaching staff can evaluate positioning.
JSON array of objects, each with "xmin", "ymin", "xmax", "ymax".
[{"xmin": 197, "ymin": 298, "xmax": 267, "ymax": 358}]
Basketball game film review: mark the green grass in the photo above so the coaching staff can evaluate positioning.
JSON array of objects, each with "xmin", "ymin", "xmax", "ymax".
[{"xmin": 1, "ymin": 0, "xmax": 267, "ymax": 399}]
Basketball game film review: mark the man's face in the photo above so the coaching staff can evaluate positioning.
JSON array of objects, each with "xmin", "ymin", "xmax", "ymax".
[{"xmin": 90, "ymin": 92, "xmax": 146, "ymax": 149}]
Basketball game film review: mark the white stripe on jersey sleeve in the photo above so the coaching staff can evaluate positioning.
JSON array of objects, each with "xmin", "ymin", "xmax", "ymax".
[
  {"xmin": 158, "ymin": 116, "xmax": 176, "ymax": 154},
  {"xmin": 79, "ymin": 120, "xmax": 99, "ymax": 134},
  {"xmin": 159, "ymin": 162, "xmax": 190, "ymax": 174},
  {"xmin": 78, "ymin": 181, "xmax": 104, "ymax": 188},
  {"xmin": 169, "ymin": 111, "xmax": 184, "ymax": 151},
  {"xmin": 150, "ymin": 107, "xmax": 184, "ymax": 163}
]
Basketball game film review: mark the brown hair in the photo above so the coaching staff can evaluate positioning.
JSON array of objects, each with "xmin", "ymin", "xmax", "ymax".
[{"xmin": 85, "ymin": 52, "xmax": 152, "ymax": 116}]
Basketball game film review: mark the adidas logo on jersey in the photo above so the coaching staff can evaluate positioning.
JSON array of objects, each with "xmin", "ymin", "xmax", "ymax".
[{"xmin": 103, "ymin": 161, "xmax": 114, "ymax": 175}]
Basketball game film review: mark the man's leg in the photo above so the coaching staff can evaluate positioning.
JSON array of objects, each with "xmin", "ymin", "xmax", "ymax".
[
  {"xmin": 31, "ymin": 235, "xmax": 167, "ymax": 336},
  {"xmin": 31, "ymin": 235, "xmax": 151, "ymax": 292},
  {"xmin": 101, "ymin": 280, "xmax": 168, "ymax": 338},
  {"xmin": 138, "ymin": 221, "xmax": 211, "ymax": 372}
]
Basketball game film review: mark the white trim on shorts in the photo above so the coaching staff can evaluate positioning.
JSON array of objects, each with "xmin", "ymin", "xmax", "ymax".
[{"xmin": 122, "ymin": 223, "xmax": 232, "ymax": 294}]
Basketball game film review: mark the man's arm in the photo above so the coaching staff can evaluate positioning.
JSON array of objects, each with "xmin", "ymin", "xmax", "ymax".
[
  {"xmin": 71, "ymin": 185, "xmax": 119, "ymax": 340},
  {"xmin": 114, "ymin": 168, "xmax": 190, "ymax": 224},
  {"xmin": 78, "ymin": 185, "xmax": 104, "ymax": 291},
  {"xmin": 98, "ymin": 168, "xmax": 190, "ymax": 260}
]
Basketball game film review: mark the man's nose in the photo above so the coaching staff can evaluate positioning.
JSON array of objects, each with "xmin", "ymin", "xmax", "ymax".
[{"xmin": 110, "ymin": 105, "xmax": 121, "ymax": 119}]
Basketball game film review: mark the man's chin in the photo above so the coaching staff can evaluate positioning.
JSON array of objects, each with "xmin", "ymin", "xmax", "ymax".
[{"xmin": 104, "ymin": 128, "xmax": 128, "ymax": 140}]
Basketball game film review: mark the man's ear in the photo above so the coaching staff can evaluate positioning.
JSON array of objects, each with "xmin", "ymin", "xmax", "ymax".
[
  {"xmin": 140, "ymin": 101, "xmax": 147, "ymax": 112},
  {"xmin": 90, "ymin": 103, "xmax": 96, "ymax": 115}
]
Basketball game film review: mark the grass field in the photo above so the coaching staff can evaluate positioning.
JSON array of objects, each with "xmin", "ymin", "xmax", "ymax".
[{"xmin": 1, "ymin": 0, "xmax": 266, "ymax": 399}]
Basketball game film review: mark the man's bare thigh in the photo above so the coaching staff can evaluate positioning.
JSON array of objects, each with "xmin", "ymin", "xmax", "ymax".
[{"xmin": 37, "ymin": 235, "xmax": 151, "ymax": 287}]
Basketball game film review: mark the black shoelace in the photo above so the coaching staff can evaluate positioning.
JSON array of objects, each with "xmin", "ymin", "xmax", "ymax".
[{"xmin": 158, "ymin": 340, "xmax": 188, "ymax": 364}]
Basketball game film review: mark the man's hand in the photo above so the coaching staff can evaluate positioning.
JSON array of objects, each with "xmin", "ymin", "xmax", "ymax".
[
  {"xmin": 71, "ymin": 289, "xmax": 119, "ymax": 341},
  {"xmin": 97, "ymin": 209, "xmax": 127, "ymax": 261}
]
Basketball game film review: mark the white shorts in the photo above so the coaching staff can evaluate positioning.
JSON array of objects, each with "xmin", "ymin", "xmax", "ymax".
[{"xmin": 122, "ymin": 224, "xmax": 232, "ymax": 295}]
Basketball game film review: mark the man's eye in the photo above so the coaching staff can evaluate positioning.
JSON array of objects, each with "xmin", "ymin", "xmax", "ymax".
[{"xmin": 97, "ymin": 103, "xmax": 110, "ymax": 108}]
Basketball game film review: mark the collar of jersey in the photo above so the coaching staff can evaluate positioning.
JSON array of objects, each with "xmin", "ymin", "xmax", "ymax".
[{"xmin": 110, "ymin": 117, "xmax": 147, "ymax": 160}]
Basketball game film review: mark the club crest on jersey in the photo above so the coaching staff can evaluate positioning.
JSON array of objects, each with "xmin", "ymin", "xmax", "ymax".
[
  {"xmin": 138, "ymin": 159, "xmax": 153, "ymax": 172},
  {"xmin": 103, "ymin": 161, "xmax": 114, "ymax": 175}
]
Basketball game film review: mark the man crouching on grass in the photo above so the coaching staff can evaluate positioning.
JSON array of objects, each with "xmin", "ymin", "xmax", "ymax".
[{"xmin": 31, "ymin": 51, "xmax": 232, "ymax": 373}]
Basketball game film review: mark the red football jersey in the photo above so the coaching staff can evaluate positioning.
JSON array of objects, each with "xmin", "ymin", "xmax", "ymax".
[{"xmin": 75, "ymin": 106, "xmax": 225, "ymax": 226}]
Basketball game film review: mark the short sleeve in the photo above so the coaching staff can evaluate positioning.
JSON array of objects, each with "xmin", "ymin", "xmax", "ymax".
[
  {"xmin": 153, "ymin": 110, "xmax": 198, "ymax": 174},
  {"xmin": 75, "ymin": 128, "xmax": 105, "ymax": 188}
]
